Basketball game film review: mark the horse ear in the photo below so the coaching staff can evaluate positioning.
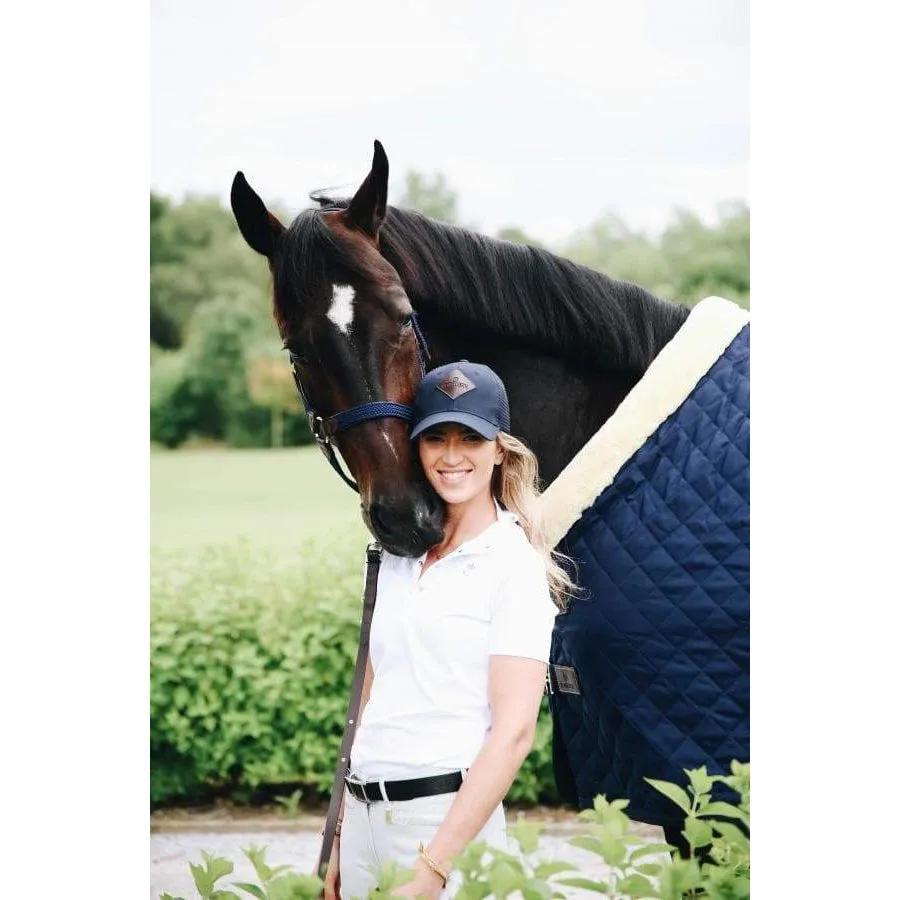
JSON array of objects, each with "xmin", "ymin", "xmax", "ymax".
[
  {"xmin": 230, "ymin": 172, "xmax": 285, "ymax": 258},
  {"xmin": 344, "ymin": 140, "xmax": 389, "ymax": 239}
]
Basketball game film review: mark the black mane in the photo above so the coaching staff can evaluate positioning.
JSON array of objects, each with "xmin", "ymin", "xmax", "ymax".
[{"xmin": 306, "ymin": 197, "xmax": 690, "ymax": 373}]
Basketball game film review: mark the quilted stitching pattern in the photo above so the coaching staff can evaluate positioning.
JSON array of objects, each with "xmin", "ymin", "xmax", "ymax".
[{"xmin": 549, "ymin": 326, "xmax": 749, "ymax": 826}]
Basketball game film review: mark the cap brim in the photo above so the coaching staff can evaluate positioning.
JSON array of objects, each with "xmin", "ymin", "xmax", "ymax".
[{"xmin": 409, "ymin": 411, "xmax": 500, "ymax": 441}]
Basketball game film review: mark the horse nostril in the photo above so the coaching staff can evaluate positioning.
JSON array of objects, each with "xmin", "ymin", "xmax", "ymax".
[
  {"xmin": 369, "ymin": 501, "xmax": 392, "ymax": 538},
  {"xmin": 415, "ymin": 500, "xmax": 443, "ymax": 540},
  {"xmin": 368, "ymin": 492, "xmax": 444, "ymax": 555}
]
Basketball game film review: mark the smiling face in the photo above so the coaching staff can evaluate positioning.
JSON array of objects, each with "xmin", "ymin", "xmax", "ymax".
[{"xmin": 418, "ymin": 423, "xmax": 504, "ymax": 509}]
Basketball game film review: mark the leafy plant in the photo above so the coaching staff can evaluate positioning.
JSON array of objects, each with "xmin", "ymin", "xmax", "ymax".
[
  {"xmin": 161, "ymin": 846, "xmax": 322, "ymax": 900},
  {"xmin": 162, "ymin": 764, "xmax": 749, "ymax": 900},
  {"xmin": 274, "ymin": 789, "xmax": 304, "ymax": 820}
]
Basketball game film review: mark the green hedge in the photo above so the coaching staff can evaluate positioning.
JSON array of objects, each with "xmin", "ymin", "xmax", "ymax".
[{"xmin": 151, "ymin": 542, "xmax": 558, "ymax": 806}]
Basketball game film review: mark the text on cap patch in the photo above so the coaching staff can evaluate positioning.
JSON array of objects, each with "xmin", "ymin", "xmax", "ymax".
[{"xmin": 437, "ymin": 369, "xmax": 476, "ymax": 399}]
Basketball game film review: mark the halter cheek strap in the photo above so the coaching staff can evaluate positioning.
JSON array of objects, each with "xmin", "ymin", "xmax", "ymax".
[{"xmin": 288, "ymin": 311, "xmax": 430, "ymax": 493}]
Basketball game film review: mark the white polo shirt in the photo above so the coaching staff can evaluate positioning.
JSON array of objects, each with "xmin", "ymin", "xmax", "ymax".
[{"xmin": 349, "ymin": 502, "xmax": 559, "ymax": 781}]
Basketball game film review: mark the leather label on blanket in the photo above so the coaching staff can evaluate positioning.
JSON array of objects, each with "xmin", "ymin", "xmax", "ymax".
[{"xmin": 552, "ymin": 664, "xmax": 581, "ymax": 695}]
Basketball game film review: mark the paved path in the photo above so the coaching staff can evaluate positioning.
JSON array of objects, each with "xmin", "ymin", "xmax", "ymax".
[{"xmin": 150, "ymin": 814, "xmax": 666, "ymax": 899}]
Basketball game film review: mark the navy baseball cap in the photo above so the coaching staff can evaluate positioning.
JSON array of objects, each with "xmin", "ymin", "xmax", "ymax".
[{"xmin": 409, "ymin": 360, "xmax": 511, "ymax": 441}]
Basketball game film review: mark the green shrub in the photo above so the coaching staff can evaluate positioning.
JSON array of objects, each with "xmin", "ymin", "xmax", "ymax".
[
  {"xmin": 152, "ymin": 541, "xmax": 360, "ymax": 804},
  {"xmin": 151, "ymin": 543, "xmax": 556, "ymax": 806}
]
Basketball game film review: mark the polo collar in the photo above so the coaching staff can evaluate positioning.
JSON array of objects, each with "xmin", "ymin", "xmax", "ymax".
[
  {"xmin": 494, "ymin": 497, "xmax": 518, "ymax": 525},
  {"xmin": 414, "ymin": 497, "xmax": 518, "ymax": 566},
  {"xmin": 455, "ymin": 498, "xmax": 517, "ymax": 555}
]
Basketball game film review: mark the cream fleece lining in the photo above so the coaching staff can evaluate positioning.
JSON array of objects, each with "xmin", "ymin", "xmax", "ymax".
[{"xmin": 537, "ymin": 296, "xmax": 750, "ymax": 548}]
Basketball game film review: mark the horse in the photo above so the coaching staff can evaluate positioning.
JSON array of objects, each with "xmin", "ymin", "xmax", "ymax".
[{"xmin": 230, "ymin": 141, "xmax": 749, "ymax": 852}]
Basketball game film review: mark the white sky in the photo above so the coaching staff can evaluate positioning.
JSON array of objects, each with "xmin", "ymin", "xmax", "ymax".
[{"xmin": 151, "ymin": 0, "xmax": 748, "ymax": 242}]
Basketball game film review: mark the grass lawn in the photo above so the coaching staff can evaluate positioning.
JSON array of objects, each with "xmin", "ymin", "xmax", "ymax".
[{"xmin": 151, "ymin": 446, "xmax": 372, "ymax": 554}]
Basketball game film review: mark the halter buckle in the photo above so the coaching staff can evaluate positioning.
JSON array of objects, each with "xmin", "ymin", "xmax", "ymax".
[{"xmin": 309, "ymin": 414, "xmax": 330, "ymax": 454}]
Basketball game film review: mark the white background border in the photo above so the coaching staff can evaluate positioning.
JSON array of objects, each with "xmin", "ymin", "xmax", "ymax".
[{"xmin": 1, "ymin": 2, "xmax": 898, "ymax": 897}]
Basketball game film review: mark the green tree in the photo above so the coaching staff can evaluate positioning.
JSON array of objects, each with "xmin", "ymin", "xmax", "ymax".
[
  {"xmin": 183, "ymin": 293, "xmax": 270, "ymax": 443},
  {"xmin": 150, "ymin": 194, "xmax": 271, "ymax": 348},
  {"xmin": 660, "ymin": 201, "xmax": 750, "ymax": 308},
  {"xmin": 246, "ymin": 353, "xmax": 303, "ymax": 448},
  {"xmin": 150, "ymin": 349, "xmax": 197, "ymax": 448},
  {"xmin": 560, "ymin": 214, "xmax": 675, "ymax": 299},
  {"xmin": 150, "ymin": 292, "xmax": 267, "ymax": 447},
  {"xmin": 149, "ymin": 190, "xmax": 316, "ymax": 448},
  {"xmin": 559, "ymin": 205, "xmax": 750, "ymax": 309},
  {"xmin": 496, "ymin": 226, "xmax": 545, "ymax": 248},
  {"xmin": 398, "ymin": 170, "xmax": 459, "ymax": 223}
]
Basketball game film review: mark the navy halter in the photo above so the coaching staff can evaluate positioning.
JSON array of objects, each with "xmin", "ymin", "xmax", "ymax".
[{"xmin": 287, "ymin": 310, "xmax": 431, "ymax": 493}]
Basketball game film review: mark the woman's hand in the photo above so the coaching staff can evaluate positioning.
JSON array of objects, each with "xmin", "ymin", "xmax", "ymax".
[
  {"xmin": 322, "ymin": 839, "xmax": 341, "ymax": 900},
  {"xmin": 393, "ymin": 861, "xmax": 445, "ymax": 900}
]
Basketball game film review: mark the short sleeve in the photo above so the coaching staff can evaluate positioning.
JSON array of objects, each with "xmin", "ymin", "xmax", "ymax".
[{"xmin": 489, "ymin": 545, "xmax": 558, "ymax": 662}]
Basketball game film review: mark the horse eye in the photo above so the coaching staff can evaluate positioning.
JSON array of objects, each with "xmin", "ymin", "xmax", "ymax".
[{"xmin": 400, "ymin": 314, "xmax": 414, "ymax": 330}]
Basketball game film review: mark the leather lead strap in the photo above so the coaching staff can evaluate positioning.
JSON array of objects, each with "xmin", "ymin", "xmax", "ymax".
[{"xmin": 316, "ymin": 541, "xmax": 383, "ymax": 884}]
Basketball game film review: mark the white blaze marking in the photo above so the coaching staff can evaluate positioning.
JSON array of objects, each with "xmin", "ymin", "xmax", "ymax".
[
  {"xmin": 380, "ymin": 427, "xmax": 400, "ymax": 462},
  {"xmin": 327, "ymin": 285, "xmax": 355, "ymax": 334}
]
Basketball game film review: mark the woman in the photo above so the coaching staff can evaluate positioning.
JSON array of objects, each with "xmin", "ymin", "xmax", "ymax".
[{"xmin": 326, "ymin": 360, "xmax": 575, "ymax": 900}]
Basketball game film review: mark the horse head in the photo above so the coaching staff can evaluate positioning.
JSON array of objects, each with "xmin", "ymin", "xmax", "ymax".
[{"xmin": 230, "ymin": 141, "xmax": 443, "ymax": 557}]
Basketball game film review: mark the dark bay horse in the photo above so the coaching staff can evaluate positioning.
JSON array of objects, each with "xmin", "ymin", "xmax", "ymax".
[
  {"xmin": 230, "ymin": 142, "xmax": 748, "ymax": 848},
  {"xmin": 230, "ymin": 141, "xmax": 690, "ymax": 557}
]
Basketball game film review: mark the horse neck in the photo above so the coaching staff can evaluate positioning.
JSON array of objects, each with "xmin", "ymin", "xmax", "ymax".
[
  {"xmin": 380, "ymin": 212, "xmax": 688, "ymax": 482},
  {"xmin": 380, "ymin": 209, "xmax": 689, "ymax": 375}
]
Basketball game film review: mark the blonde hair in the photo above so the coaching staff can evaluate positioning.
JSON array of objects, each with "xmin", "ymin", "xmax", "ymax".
[{"xmin": 492, "ymin": 431, "xmax": 579, "ymax": 611}]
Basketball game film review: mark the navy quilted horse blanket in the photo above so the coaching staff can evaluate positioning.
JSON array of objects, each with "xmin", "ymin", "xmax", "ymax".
[{"xmin": 538, "ymin": 297, "xmax": 749, "ymax": 827}]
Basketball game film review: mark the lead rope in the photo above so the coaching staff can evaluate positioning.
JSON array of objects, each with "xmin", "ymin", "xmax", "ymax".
[{"xmin": 316, "ymin": 542, "xmax": 383, "ymax": 887}]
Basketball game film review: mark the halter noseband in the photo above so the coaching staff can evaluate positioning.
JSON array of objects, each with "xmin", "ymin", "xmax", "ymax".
[{"xmin": 287, "ymin": 310, "xmax": 430, "ymax": 493}]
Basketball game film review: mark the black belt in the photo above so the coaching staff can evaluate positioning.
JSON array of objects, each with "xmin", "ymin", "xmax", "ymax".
[{"xmin": 345, "ymin": 771, "xmax": 465, "ymax": 804}]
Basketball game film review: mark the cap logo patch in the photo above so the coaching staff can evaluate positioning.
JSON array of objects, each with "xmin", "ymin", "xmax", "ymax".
[{"xmin": 437, "ymin": 369, "xmax": 476, "ymax": 399}]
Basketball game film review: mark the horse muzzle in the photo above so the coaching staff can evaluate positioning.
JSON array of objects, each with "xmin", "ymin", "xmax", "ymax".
[{"xmin": 365, "ymin": 490, "xmax": 444, "ymax": 558}]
